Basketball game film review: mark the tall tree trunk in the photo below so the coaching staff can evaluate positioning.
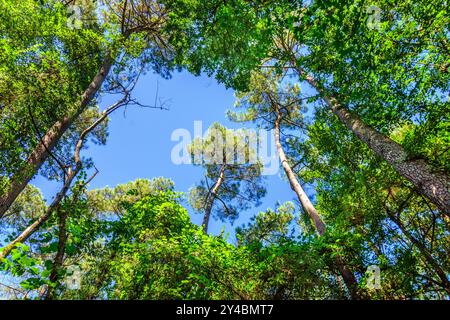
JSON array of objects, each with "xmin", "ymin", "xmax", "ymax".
[
  {"xmin": 0, "ymin": 54, "xmax": 113, "ymax": 218},
  {"xmin": 0, "ymin": 94, "xmax": 119, "ymax": 259},
  {"xmin": 202, "ymin": 164, "xmax": 226, "ymax": 234},
  {"xmin": 0, "ymin": 166, "xmax": 79, "ymax": 260},
  {"xmin": 293, "ymin": 67, "xmax": 450, "ymax": 217},
  {"xmin": 45, "ymin": 208, "xmax": 69, "ymax": 300},
  {"xmin": 386, "ymin": 210, "xmax": 450, "ymax": 295},
  {"xmin": 273, "ymin": 111, "xmax": 363, "ymax": 299}
]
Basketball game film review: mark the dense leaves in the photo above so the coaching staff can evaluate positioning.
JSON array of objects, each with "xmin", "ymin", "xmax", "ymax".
[{"xmin": 0, "ymin": 0, "xmax": 449, "ymax": 300}]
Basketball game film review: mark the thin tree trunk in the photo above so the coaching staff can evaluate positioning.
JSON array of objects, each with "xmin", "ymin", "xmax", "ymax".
[
  {"xmin": 0, "ymin": 167, "xmax": 79, "ymax": 260},
  {"xmin": 45, "ymin": 208, "xmax": 69, "ymax": 300},
  {"xmin": 275, "ymin": 121, "xmax": 326, "ymax": 235},
  {"xmin": 274, "ymin": 111, "xmax": 363, "ymax": 299},
  {"xmin": 0, "ymin": 93, "xmax": 126, "ymax": 260},
  {"xmin": 294, "ymin": 67, "xmax": 450, "ymax": 217},
  {"xmin": 0, "ymin": 54, "xmax": 113, "ymax": 218},
  {"xmin": 202, "ymin": 164, "xmax": 226, "ymax": 234}
]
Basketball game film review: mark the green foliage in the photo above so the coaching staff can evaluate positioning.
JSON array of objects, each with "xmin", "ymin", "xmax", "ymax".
[
  {"xmin": 59, "ymin": 183, "xmax": 347, "ymax": 300},
  {"xmin": 294, "ymin": 109, "xmax": 450, "ymax": 298},
  {"xmin": 0, "ymin": 0, "xmax": 449, "ymax": 301}
]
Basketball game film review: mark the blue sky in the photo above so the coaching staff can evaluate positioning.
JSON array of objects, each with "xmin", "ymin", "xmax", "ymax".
[{"xmin": 32, "ymin": 70, "xmax": 318, "ymax": 241}]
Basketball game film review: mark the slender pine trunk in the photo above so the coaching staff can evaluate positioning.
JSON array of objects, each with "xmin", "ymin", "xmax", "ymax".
[
  {"xmin": 202, "ymin": 164, "xmax": 226, "ymax": 234},
  {"xmin": 0, "ymin": 166, "xmax": 80, "ymax": 261},
  {"xmin": 45, "ymin": 208, "xmax": 69, "ymax": 300},
  {"xmin": 294, "ymin": 67, "xmax": 450, "ymax": 217},
  {"xmin": 273, "ymin": 111, "xmax": 363, "ymax": 299},
  {"xmin": 1, "ymin": 85, "xmax": 127, "ymax": 261},
  {"xmin": 0, "ymin": 54, "xmax": 113, "ymax": 218}
]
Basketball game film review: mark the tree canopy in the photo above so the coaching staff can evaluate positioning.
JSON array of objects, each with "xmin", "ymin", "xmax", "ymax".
[{"xmin": 0, "ymin": 0, "xmax": 448, "ymax": 300}]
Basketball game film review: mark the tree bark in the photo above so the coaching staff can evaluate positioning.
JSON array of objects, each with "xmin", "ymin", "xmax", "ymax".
[
  {"xmin": 295, "ymin": 67, "xmax": 450, "ymax": 217},
  {"xmin": 0, "ymin": 93, "xmax": 123, "ymax": 260},
  {"xmin": 273, "ymin": 110, "xmax": 363, "ymax": 299},
  {"xmin": 0, "ymin": 167, "xmax": 79, "ymax": 260},
  {"xmin": 202, "ymin": 164, "xmax": 226, "ymax": 234},
  {"xmin": 0, "ymin": 54, "xmax": 113, "ymax": 218},
  {"xmin": 275, "ymin": 118, "xmax": 326, "ymax": 235},
  {"xmin": 45, "ymin": 208, "xmax": 69, "ymax": 300}
]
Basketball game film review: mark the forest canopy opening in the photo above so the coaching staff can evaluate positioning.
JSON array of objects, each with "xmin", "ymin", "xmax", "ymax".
[{"xmin": 0, "ymin": 0, "xmax": 448, "ymax": 300}]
